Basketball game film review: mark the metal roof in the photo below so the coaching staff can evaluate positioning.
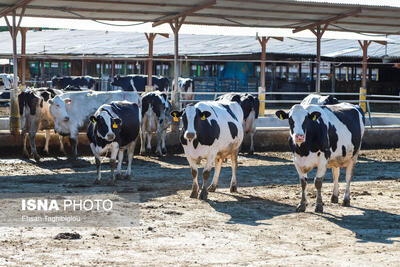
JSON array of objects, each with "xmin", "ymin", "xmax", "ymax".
[
  {"xmin": 1, "ymin": 0, "xmax": 400, "ymax": 35},
  {"xmin": 0, "ymin": 29, "xmax": 398, "ymax": 59}
]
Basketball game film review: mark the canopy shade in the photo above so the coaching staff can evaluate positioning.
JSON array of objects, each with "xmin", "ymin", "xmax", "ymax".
[{"xmin": 1, "ymin": 0, "xmax": 400, "ymax": 35}]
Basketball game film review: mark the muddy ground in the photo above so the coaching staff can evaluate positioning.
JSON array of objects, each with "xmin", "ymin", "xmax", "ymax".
[{"xmin": 0, "ymin": 149, "xmax": 399, "ymax": 266}]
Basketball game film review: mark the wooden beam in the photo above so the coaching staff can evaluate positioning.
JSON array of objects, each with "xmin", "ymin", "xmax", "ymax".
[
  {"xmin": 0, "ymin": 0, "xmax": 33, "ymax": 18},
  {"xmin": 373, "ymin": 40, "xmax": 387, "ymax": 46},
  {"xmin": 293, "ymin": 8, "xmax": 361, "ymax": 33},
  {"xmin": 152, "ymin": 0, "xmax": 216, "ymax": 27}
]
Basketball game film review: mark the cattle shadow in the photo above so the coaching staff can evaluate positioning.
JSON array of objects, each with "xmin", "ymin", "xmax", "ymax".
[
  {"xmin": 319, "ymin": 207, "xmax": 400, "ymax": 244},
  {"xmin": 208, "ymin": 192, "xmax": 295, "ymax": 226}
]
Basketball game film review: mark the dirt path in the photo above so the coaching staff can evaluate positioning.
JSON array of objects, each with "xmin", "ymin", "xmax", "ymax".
[{"xmin": 0, "ymin": 149, "xmax": 399, "ymax": 266}]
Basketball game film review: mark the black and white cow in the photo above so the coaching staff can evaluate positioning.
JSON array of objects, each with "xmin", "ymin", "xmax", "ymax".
[
  {"xmin": 0, "ymin": 74, "xmax": 18, "ymax": 105},
  {"xmin": 111, "ymin": 75, "xmax": 169, "ymax": 92},
  {"xmin": 87, "ymin": 101, "xmax": 140, "ymax": 185},
  {"xmin": 216, "ymin": 93, "xmax": 259, "ymax": 154},
  {"xmin": 171, "ymin": 100, "xmax": 244, "ymax": 200},
  {"xmin": 49, "ymin": 90, "xmax": 141, "ymax": 159},
  {"xmin": 18, "ymin": 87, "xmax": 64, "ymax": 161},
  {"xmin": 172, "ymin": 77, "xmax": 194, "ymax": 102},
  {"xmin": 301, "ymin": 93, "xmax": 339, "ymax": 105},
  {"xmin": 51, "ymin": 76, "xmax": 98, "ymax": 90},
  {"xmin": 276, "ymin": 102, "xmax": 365, "ymax": 213},
  {"xmin": 140, "ymin": 91, "xmax": 171, "ymax": 156}
]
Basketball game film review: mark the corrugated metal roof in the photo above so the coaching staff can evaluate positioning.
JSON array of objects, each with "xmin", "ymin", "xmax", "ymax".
[
  {"xmin": 1, "ymin": 0, "xmax": 400, "ymax": 35},
  {"xmin": 0, "ymin": 29, "xmax": 398, "ymax": 58}
]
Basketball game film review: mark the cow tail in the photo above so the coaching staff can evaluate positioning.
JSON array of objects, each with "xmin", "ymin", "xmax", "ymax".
[{"xmin": 18, "ymin": 92, "xmax": 25, "ymax": 116}]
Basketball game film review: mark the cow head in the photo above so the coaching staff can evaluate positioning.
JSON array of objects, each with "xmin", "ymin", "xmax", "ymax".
[
  {"xmin": 276, "ymin": 104, "xmax": 321, "ymax": 145},
  {"xmin": 111, "ymin": 74, "xmax": 121, "ymax": 86},
  {"xmin": 18, "ymin": 90, "xmax": 43, "ymax": 116},
  {"xmin": 90, "ymin": 109, "xmax": 122, "ymax": 142},
  {"xmin": 49, "ymin": 95, "xmax": 71, "ymax": 124},
  {"xmin": 171, "ymin": 106, "xmax": 212, "ymax": 142}
]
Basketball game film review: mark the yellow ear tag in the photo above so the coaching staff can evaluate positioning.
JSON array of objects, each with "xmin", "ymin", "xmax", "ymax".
[
  {"xmin": 173, "ymin": 116, "xmax": 179, "ymax": 122},
  {"xmin": 313, "ymin": 115, "xmax": 317, "ymax": 121},
  {"xmin": 112, "ymin": 122, "xmax": 118, "ymax": 129},
  {"xmin": 201, "ymin": 115, "xmax": 206, "ymax": 120},
  {"xmin": 91, "ymin": 118, "xmax": 96, "ymax": 123},
  {"xmin": 279, "ymin": 114, "xmax": 283, "ymax": 120}
]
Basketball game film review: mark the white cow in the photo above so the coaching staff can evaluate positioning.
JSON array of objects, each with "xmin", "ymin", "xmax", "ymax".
[{"xmin": 49, "ymin": 90, "xmax": 141, "ymax": 159}]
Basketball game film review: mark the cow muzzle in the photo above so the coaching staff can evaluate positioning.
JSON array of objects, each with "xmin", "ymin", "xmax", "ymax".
[
  {"xmin": 106, "ymin": 133, "xmax": 115, "ymax": 141},
  {"xmin": 63, "ymin": 116, "xmax": 70, "ymax": 122},
  {"xmin": 185, "ymin": 132, "xmax": 196, "ymax": 141},
  {"xmin": 294, "ymin": 134, "xmax": 305, "ymax": 144}
]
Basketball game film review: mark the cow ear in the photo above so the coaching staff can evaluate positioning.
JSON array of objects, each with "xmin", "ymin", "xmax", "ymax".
[
  {"xmin": 275, "ymin": 110, "xmax": 288, "ymax": 120},
  {"xmin": 201, "ymin": 111, "xmax": 211, "ymax": 120},
  {"xmin": 170, "ymin": 110, "xmax": 183, "ymax": 122},
  {"xmin": 64, "ymin": 98, "xmax": 71, "ymax": 104},
  {"xmin": 90, "ymin": 116, "xmax": 97, "ymax": 123},
  {"xmin": 308, "ymin": 111, "xmax": 321, "ymax": 121}
]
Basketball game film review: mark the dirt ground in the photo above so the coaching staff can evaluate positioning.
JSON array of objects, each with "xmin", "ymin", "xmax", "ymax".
[{"xmin": 0, "ymin": 148, "xmax": 399, "ymax": 266}]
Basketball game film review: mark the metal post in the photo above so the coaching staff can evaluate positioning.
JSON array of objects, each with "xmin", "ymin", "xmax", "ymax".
[
  {"xmin": 9, "ymin": 11, "xmax": 20, "ymax": 135},
  {"xmin": 315, "ymin": 25, "xmax": 321, "ymax": 93},
  {"xmin": 145, "ymin": 33, "xmax": 155, "ymax": 91},
  {"xmin": 358, "ymin": 40, "xmax": 371, "ymax": 112},
  {"xmin": 21, "ymin": 27, "xmax": 27, "ymax": 86},
  {"xmin": 257, "ymin": 36, "xmax": 268, "ymax": 117}
]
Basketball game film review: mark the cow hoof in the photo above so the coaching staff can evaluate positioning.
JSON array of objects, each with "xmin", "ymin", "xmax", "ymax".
[
  {"xmin": 342, "ymin": 198, "xmax": 350, "ymax": 207},
  {"xmin": 248, "ymin": 150, "xmax": 254, "ymax": 156},
  {"xmin": 124, "ymin": 174, "xmax": 131, "ymax": 180},
  {"xmin": 23, "ymin": 152, "xmax": 30, "ymax": 159},
  {"xmin": 190, "ymin": 190, "xmax": 198, "ymax": 199},
  {"xmin": 207, "ymin": 184, "xmax": 217, "ymax": 192},
  {"xmin": 156, "ymin": 151, "xmax": 163, "ymax": 157},
  {"xmin": 43, "ymin": 150, "xmax": 49, "ymax": 155},
  {"xmin": 296, "ymin": 202, "xmax": 307, "ymax": 212},
  {"xmin": 93, "ymin": 179, "xmax": 101, "ymax": 185},
  {"xmin": 331, "ymin": 195, "xmax": 339, "ymax": 203},
  {"xmin": 34, "ymin": 154, "xmax": 41, "ymax": 162},
  {"xmin": 162, "ymin": 148, "xmax": 167, "ymax": 155},
  {"xmin": 315, "ymin": 203, "xmax": 324, "ymax": 213},
  {"xmin": 116, "ymin": 173, "xmax": 123, "ymax": 180},
  {"xmin": 140, "ymin": 150, "xmax": 146, "ymax": 156},
  {"xmin": 199, "ymin": 189, "xmax": 208, "ymax": 200},
  {"xmin": 230, "ymin": 184, "xmax": 237, "ymax": 193}
]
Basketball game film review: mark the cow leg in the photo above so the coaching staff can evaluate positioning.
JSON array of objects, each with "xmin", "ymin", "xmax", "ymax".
[
  {"xmin": 208, "ymin": 158, "xmax": 223, "ymax": 192},
  {"xmin": 161, "ymin": 129, "xmax": 168, "ymax": 155},
  {"xmin": 343, "ymin": 158, "xmax": 356, "ymax": 207},
  {"xmin": 249, "ymin": 130, "xmax": 255, "ymax": 155},
  {"xmin": 115, "ymin": 149, "xmax": 124, "ymax": 180},
  {"xmin": 108, "ymin": 143, "xmax": 119, "ymax": 186},
  {"xmin": 146, "ymin": 132, "xmax": 152, "ymax": 155},
  {"xmin": 58, "ymin": 135, "xmax": 66, "ymax": 155},
  {"xmin": 294, "ymin": 164, "xmax": 308, "ymax": 212},
  {"xmin": 188, "ymin": 158, "xmax": 199, "ymax": 199},
  {"xmin": 43, "ymin": 129, "xmax": 51, "ymax": 155},
  {"xmin": 124, "ymin": 141, "xmax": 135, "ymax": 180},
  {"xmin": 22, "ymin": 131, "xmax": 29, "ymax": 158},
  {"xmin": 314, "ymin": 164, "xmax": 327, "ymax": 213},
  {"xmin": 229, "ymin": 150, "xmax": 239, "ymax": 192},
  {"xmin": 90, "ymin": 143, "xmax": 102, "ymax": 184},
  {"xmin": 139, "ymin": 126, "xmax": 146, "ymax": 155},
  {"xmin": 156, "ymin": 128, "xmax": 163, "ymax": 156},
  {"xmin": 69, "ymin": 137, "xmax": 78, "ymax": 160},
  {"xmin": 29, "ymin": 132, "xmax": 40, "ymax": 162},
  {"xmin": 331, "ymin": 167, "xmax": 340, "ymax": 203}
]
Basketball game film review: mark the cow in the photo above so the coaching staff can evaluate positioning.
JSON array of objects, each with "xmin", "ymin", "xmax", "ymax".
[
  {"xmin": 170, "ymin": 100, "xmax": 244, "ymax": 200},
  {"xmin": 276, "ymin": 102, "xmax": 365, "ymax": 213},
  {"xmin": 48, "ymin": 90, "xmax": 141, "ymax": 160},
  {"xmin": 18, "ymin": 87, "xmax": 64, "ymax": 161},
  {"xmin": 111, "ymin": 74, "xmax": 169, "ymax": 92},
  {"xmin": 216, "ymin": 93, "xmax": 259, "ymax": 154},
  {"xmin": 140, "ymin": 91, "xmax": 171, "ymax": 156},
  {"xmin": 51, "ymin": 76, "xmax": 98, "ymax": 90},
  {"xmin": 0, "ymin": 74, "xmax": 18, "ymax": 106},
  {"xmin": 301, "ymin": 93, "xmax": 339, "ymax": 105},
  {"xmin": 87, "ymin": 101, "xmax": 140, "ymax": 185},
  {"xmin": 172, "ymin": 77, "xmax": 194, "ymax": 103}
]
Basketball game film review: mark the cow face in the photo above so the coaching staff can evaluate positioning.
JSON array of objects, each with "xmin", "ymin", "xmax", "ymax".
[
  {"xmin": 276, "ymin": 105, "xmax": 321, "ymax": 145},
  {"xmin": 171, "ymin": 106, "xmax": 213, "ymax": 143},
  {"xmin": 49, "ymin": 95, "xmax": 71, "ymax": 122},
  {"xmin": 90, "ymin": 111, "xmax": 122, "ymax": 142}
]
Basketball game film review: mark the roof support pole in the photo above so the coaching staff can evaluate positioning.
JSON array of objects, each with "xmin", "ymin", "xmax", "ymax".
[
  {"xmin": 358, "ymin": 40, "xmax": 371, "ymax": 112},
  {"xmin": 145, "ymin": 33, "xmax": 168, "ymax": 91},
  {"xmin": 82, "ymin": 59, "xmax": 86, "ymax": 76},
  {"xmin": 5, "ymin": 11, "xmax": 21, "ymax": 135},
  {"xmin": 20, "ymin": 27, "xmax": 27, "ymax": 86},
  {"xmin": 308, "ymin": 24, "xmax": 327, "ymax": 93},
  {"xmin": 169, "ymin": 16, "xmax": 185, "ymax": 131}
]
